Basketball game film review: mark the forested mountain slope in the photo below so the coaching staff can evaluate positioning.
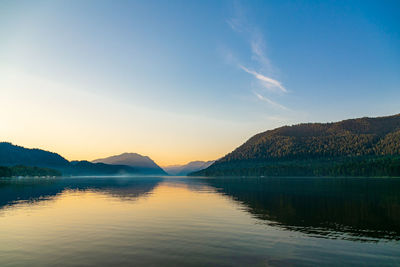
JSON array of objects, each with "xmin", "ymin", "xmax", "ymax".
[{"xmin": 191, "ymin": 114, "xmax": 400, "ymax": 177}]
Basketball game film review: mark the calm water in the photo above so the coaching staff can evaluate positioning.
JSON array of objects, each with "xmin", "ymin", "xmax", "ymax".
[{"xmin": 0, "ymin": 177, "xmax": 399, "ymax": 266}]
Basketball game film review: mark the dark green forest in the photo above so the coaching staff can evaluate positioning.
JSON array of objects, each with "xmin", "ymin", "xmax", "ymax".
[
  {"xmin": 195, "ymin": 156, "xmax": 400, "ymax": 177},
  {"xmin": 0, "ymin": 165, "xmax": 61, "ymax": 177},
  {"xmin": 192, "ymin": 114, "xmax": 400, "ymax": 177}
]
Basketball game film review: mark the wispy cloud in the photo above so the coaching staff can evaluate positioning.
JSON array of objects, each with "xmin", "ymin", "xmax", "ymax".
[
  {"xmin": 249, "ymin": 31, "xmax": 273, "ymax": 72},
  {"xmin": 226, "ymin": 18, "xmax": 244, "ymax": 33},
  {"xmin": 226, "ymin": 1, "xmax": 290, "ymax": 110},
  {"xmin": 254, "ymin": 92, "xmax": 288, "ymax": 110},
  {"xmin": 240, "ymin": 65, "xmax": 287, "ymax": 93},
  {"xmin": 226, "ymin": 1, "xmax": 247, "ymax": 33}
]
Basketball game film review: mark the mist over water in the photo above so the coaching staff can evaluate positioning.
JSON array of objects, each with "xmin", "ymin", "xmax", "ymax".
[{"xmin": 0, "ymin": 176, "xmax": 399, "ymax": 266}]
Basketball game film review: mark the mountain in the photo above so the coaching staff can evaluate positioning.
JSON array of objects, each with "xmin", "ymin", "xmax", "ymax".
[
  {"xmin": 0, "ymin": 142, "xmax": 69, "ymax": 168},
  {"xmin": 92, "ymin": 153, "xmax": 167, "ymax": 175},
  {"xmin": 0, "ymin": 142, "xmax": 142, "ymax": 176},
  {"xmin": 191, "ymin": 114, "xmax": 400, "ymax": 177},
  {"xmin": 164, "ymin": 160, "xmax": 214, "ymax": 176},
  {"xmin": 68, "ymin": 161, "xmax": 139, "ymax": 176}
]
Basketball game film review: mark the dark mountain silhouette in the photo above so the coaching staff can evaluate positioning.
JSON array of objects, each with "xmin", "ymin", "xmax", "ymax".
[
  {"xmin": 191, "ymin": 114, "xmax": 400, "ymax": 177},
  {"xmin": 0, "ymin": 142, "xmax": 69, "ymax": 168},
  {"xmin": 68, "ymin": 161, "xmax": 139, "ymax": 176},
  {"xmin": 164, "ymin": 160, "xmax": 214, "ymax": 176},
  {"xmin": 92, "ymin": 153, "xmax": 166, "ymax": 175},
  {"xmin": 0, "ymin": 142, "xmax": 144, "ymax": 176}
]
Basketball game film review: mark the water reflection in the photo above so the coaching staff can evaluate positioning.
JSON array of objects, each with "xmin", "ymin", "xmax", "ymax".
[
  {"xmin": 1, "ymin": 176, "xmax": 399, "ymax": 243},
  {"xmin": 200, "ymin": 177, "xmax": 400, "ymax": 242},
  {"xmin": 0, "ymin": 177, "xmax": 399, "ymax": 266},
  {"xmin": 0, "ymin": 177, "xmax": 162, "ymax": 210}
]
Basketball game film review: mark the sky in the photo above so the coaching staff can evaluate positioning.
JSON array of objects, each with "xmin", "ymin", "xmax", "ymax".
[{"xmin": 1, "ymin": 0, "xmax": 399, "ymax": 166}]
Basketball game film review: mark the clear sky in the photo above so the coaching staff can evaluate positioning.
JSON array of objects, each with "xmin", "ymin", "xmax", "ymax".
[{"xmin": 1, "ymin": 0, "xmax": 399, "ymax": 166}]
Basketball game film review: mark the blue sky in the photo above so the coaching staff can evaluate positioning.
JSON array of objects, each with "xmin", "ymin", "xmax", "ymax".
[{"xmin": 1, "ymin": 0, "xmax": 399, "ymax": 165}]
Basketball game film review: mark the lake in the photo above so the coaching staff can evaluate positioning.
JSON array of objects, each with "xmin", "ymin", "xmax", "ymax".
[{"xmin": 0, "ymin": 176, "xmax": 399, "ymax": 266}]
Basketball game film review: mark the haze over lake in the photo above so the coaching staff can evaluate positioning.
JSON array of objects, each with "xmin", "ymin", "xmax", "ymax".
[{"xmin": 0, "ymin": 176, "xmax": 399, "ymax": 266}]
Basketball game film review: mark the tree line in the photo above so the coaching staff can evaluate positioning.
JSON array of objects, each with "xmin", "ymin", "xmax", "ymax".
[{"xmin": 0, "ymin": 165, "xmax": 61, "ymax": 177}]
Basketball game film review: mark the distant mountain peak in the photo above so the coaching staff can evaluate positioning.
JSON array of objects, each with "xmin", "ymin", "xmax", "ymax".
[
  {"xmin": 0, "ymin": 143, "xmax": 161, "ymax": 176},
  {"xmin": 92, "ymin": 153, "xmax": 166, "ymax": 175},
  {"xmin": 164, "ymin": 160, "xmax": 214, "ymax": 176}
]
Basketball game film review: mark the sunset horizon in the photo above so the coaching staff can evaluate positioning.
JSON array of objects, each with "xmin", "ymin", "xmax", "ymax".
[
  {"xmin": 1, "ymin": 1, "xmax": 398, "ymax": 166},
  {"xmin": 1, "ymin": 1, "xmax": 399, "ymax": 266}
]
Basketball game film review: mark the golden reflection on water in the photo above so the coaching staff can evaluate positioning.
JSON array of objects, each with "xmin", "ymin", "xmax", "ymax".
[
  {"xmin": 0, "ymin": 181, "xmax": 265, "ymax": 265},
  {"xmin": 0, "ymin": 181, "xmax": 247, "ymax": 228},
  {"xmin": 0, "ymin": 178, "xmax": 399, "ymax": 266}
]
